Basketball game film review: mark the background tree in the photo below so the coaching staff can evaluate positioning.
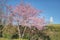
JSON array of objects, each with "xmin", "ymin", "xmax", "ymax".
[{"xmin": 0, "ymin": 0, "xmax": 8, "ymax": 25}]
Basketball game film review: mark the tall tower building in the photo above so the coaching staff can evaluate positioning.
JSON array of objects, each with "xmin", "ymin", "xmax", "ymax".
[{"xmin": 50, "ymin": 16, "xmax": 53, "ymax": 24}]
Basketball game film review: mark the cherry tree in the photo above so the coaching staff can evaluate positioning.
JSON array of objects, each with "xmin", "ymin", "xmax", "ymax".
[
  {"xmin": 1, "ymin": 0, "xmax": 46, "ymax": 38},
  {"xmin": 8, "ymin": 3, "xmax": 45, "ymax": 38}
]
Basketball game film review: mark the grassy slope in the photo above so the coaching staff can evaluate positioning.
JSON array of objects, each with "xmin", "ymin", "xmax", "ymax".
[
  {"xmin": 47, "ymin": 24, "xmax": 60, "ymax": 40},
  {"xmin": 0, "ymin": 24, "xmax": 60, "ymax": 40}
]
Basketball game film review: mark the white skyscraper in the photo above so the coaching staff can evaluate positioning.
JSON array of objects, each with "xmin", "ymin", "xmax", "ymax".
[{"xmin": 50, "ymin": 16, "xmax": 53, "ymax": 24}]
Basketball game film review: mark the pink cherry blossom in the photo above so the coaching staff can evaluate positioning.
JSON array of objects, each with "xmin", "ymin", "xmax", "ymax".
[{"xmin": 1, "ymin": 3, "xmax": 46, "ymax": 30}]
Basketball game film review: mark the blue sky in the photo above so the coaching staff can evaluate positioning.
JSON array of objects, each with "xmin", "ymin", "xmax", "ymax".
[{"xmin": 6, "ymin": 0, "xmax": 60, "ymax": 24}]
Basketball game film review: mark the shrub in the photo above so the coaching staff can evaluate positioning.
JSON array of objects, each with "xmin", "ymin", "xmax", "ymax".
[{"xmin": 2, "ymin": 24, "xmax": 18, "ymax": 39}]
